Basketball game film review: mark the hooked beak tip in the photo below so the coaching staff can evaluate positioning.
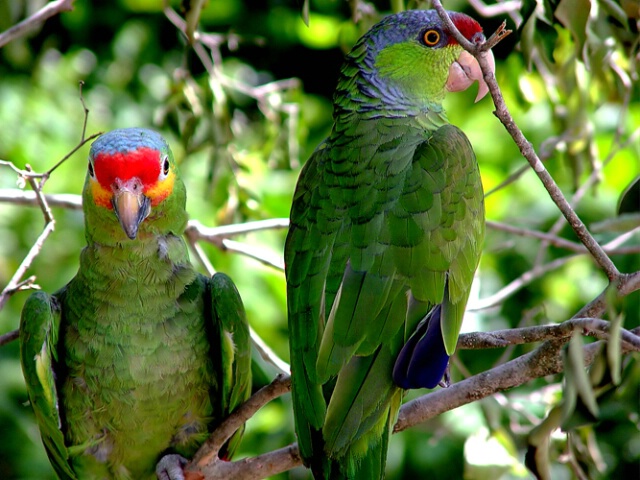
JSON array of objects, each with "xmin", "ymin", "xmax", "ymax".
[
  {"xmin": 446, "ymin": 49, "xmax": 496, "ymax": 103},
  {"xmin": 112, "ymin": 191, "xmax": 151, "ymax": 240}
]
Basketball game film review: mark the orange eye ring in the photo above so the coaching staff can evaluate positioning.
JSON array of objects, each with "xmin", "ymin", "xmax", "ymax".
[{"xmin": 423, "ymin": 29, "xmax": 441, "ymax": 46}]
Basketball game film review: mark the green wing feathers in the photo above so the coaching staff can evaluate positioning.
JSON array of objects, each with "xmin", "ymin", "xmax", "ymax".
[
  {"xmin": 209, "ymin": 272, "xmax": 252, "ymax": 458},
  {"xmin": 19, "ymin": 290, "xmax": 77, "ymax": 480},
  {"xmin": 286, "ymin": 121, "xmax": 484, "ymax": 478}
]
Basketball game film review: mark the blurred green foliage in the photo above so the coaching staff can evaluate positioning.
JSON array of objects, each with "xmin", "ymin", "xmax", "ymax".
[{"xmin": 0, "ymin": 0, "xmax": 638, "ymax": 479}]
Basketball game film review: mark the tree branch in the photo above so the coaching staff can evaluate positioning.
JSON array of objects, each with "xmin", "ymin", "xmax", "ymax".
[
  {"xmin": 184, "ymin": 318, "xmax": 639, "ymax": 478},
  {"xmin": 433, "ymin": 1, "xmax": 620, "ymax": 282},
  {"xmin": 187, "ymin": 374, "xmax": 292, "ymax": 473},
  {"xmin": 458, "ymin": 317, "xmax": 640, "ymax": 351},
  {"xmin": 0, "ymin": 329, "xmax": 20, "ymax": 347},
  {"xmin": 0, "ymin": 169, "xmax": 56, "ymax": 311},
  {"xmin": 395, "ymin": 325, "xmax": 639, "ymax": 433},
  {"xmin": 0, "ymin": 0, "xmax": 75, "ymax": 48}
]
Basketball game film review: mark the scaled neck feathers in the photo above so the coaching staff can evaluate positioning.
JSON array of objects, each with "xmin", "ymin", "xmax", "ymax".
[{"xmin": 332, "ymin": 32, "xmax": 448, "ymax": 129}]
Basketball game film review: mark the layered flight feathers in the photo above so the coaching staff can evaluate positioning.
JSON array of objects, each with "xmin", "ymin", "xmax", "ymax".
[{"xmin": 285, "ymin": 9, "xmax": 487, "ymax": 479}]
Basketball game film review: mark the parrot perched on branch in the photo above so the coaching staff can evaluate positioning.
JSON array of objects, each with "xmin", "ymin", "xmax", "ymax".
[
  {"xmin": 285, "ymin": 10, "xmax": 491, "ymax": 479},
  {"xmin": 20, "ymin": 128, "xmax": 251, "ymax": 480}
]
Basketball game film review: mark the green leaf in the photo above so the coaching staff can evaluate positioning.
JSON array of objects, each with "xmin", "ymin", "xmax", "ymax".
[
  {"xmin": 525, "ymin": 406, "xmax": 563, "ymax": 480},
  {"xmin": 554, "ymin": 0, "xmax": 592, "ymax": 66},
  {"xmin": 561, "ymin": 332, "xmax": 599, "ymax": 430},
  {"xmin": 617, "ymin": 175, "xmax": 640, "ymax": 215},
  {"xmin": 300, "ymin": 0, "xmax": 309, "ymax": 26}
]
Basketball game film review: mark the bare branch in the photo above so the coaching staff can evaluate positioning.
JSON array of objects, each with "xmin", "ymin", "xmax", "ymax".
[
  {"xmin": 220, "ymin": 239, "xmax": 284, "ymax": 271},
  {"xmin": 432, "ymin": 1, "xmax": 621, "ymax": 281},
  {"xmin": 0, "ymin": 179, "xmax": 56, "ymax": 311},
  {"xmin": 187, "ymin": 219, "xmax": 289, "ymax": 245},
  {"xmin": 186, "ymin": 374, "xmax": 294, "ymax": 479},
  {"xmin": 0, "ymin": 189, "xmax": 82, "ymax": 209},
  {"xmin": 0, "ymin": 329, "xmax": 20, "ymax": 347},
  {"xmin": 468, "ymin": 0, "xmax": 523, "ymax": 17},
  {"xmin": 184, "ymin": 220, "xmax": 290, "ymax": 374},
  {"xmin": 184, "ymin": 319, "xmax": 639, "ymax": 478},
  {"xmin": 575, "ymin": 272, "xmax": 640, "ymax": 319},
  {"xmin": 0, "ymin": 0, "xmax": 75, "ymax": 48},
  {"xmin": 395, "ymin": 326, "xmax": 639, "ymax": 433},
  {"xmin": 458, "ymin": 317, "xmax": 640, "ymax": 351},
  {"xmin": 186, "ymin": 219, "xmax": 287, "ymax": 271},
  {"xmin": 249, "ymin": 328, "xmax": 291, "ymax": 375},
  {"xmin": 198, "ymin": 444, "xmax": 303, "ymax": 480}
]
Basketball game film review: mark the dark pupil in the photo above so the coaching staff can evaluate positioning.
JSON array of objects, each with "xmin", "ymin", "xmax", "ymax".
[
  {"xmin": 163, "ymin": 159, "xmax": 169, "ymax": 175},
  {"xmin": 88, "ymin": 162, "xmax": 94, "ymax": 177},
  {"xmin": 427, "ymin": 32, "xmax": 438, "ymax": 44}
]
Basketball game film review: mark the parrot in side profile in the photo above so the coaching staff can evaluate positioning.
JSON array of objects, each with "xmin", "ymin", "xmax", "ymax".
[
  {"xmin": 285, "ymin": 10, "xmax": 492, "ymax": 479},
  {"xmin": 20, "ymin": 128, "xmax": 252, "ymax": 480}
]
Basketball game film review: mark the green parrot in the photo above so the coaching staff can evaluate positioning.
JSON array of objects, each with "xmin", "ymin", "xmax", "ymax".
[
  {"xmin": 285, "ymin": 10, "xmax": 492, "ymax": 479},
  {"xmin": 19, "ymin": 128, "xmax": 252, "ymax": 480}
]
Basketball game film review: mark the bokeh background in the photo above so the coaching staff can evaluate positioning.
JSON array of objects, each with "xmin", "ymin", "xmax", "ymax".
[{"xmin": 0, "ymin": 0, "xmax": 638, "ymax": 479}]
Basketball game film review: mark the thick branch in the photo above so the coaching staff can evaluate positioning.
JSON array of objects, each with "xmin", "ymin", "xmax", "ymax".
[
  {"xmin": 0, "ymin": 329, "xmax": 20, "ymax": 347},
  {"xmin": 458, "ymin": 317, "xmax": 640, "ymax": 351},
  {"xmin": 184, "ymin": 375, "xmax": 300, "ymax": 479},
  {"xmin": 395, "ymin": 327, "xmax": 639, "ymax": 433},
  {"xmin": 188, "ymin": 375, "xmax": 292, "ymax": 470},
  {"xmin": 0, "ymin": 189, "xmax": 82, "ymax": 209},
  {"xmin": 0, "ymin": 0, "xmax": 75, "ymax": 48},
  {"xmin": 184, "ymin": 318, "xmax": 639, "ymax": 478}
]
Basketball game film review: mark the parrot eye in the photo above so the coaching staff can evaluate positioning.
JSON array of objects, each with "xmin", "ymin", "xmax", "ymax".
[
  {"xmin": 88, "ymin": 161, "xmax": 95, "ymax": 179},
  {"xmin": 422, "ymin": 29, "xmax": 441, "ymax": 47},
  {"xmin": 160, "ymin": 155, "xmax": 170, "ymax": 179}
]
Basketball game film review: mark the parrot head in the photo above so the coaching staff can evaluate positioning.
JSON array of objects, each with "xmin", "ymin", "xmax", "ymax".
[
  {"xmin": 339, "ymin": 9, "xmax": 495, "ymax": 113},
  {"xmin": 84, "ymin": 128, "xmax": 187, "ymax": 243}
]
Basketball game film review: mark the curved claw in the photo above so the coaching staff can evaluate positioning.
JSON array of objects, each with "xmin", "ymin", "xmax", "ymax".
[{"xmin": 156, "ymin": 454, "xmax": 188, "ymax": 480}]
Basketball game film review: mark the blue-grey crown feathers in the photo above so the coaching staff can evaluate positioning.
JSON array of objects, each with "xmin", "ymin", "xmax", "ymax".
[{"xmin": 90, "ymin": 128, "xmax": 168, "ymax": 157}]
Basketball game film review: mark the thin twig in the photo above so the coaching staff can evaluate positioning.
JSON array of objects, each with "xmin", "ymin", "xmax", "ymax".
[
  {"xmin": 0, "ymin": 165, "xmax": 57, "ymax": 311},
  {"xmin": 187, "ymin": 219, "xmax": 289, "ymax": 245},
  {"xmin": 221, "ymin": 239, "xmax": 284, "ymax": 271},
  {"xmin": 469, "ymin": 255, "xmax": 578, "ymax": 311},
  {"xmin": 0, "ymin": 0, "xmax": 75, "ymax": 48}
]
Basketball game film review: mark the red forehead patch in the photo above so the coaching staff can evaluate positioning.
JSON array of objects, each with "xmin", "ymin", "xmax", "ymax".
[
  {"xmin": 93, "ymin": 147, "xmax": 161, "ymax": 190},
  {"xmin": 448, "ymin": 13, "xmax": 483, "ymax": 43}
]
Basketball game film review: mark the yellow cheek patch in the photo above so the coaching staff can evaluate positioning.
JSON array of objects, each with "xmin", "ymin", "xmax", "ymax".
[
  {"xmin": 145, "ymin": 169, "xmax": 175, "ymax": 206},
  {"xmin": 90, "ymin": 177, "xmax": 114, "ymax": 209}
]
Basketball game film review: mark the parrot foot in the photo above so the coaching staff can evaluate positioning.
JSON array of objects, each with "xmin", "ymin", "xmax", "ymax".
[
  {"xmin": 438, "ymin": 365, "xmax": 451, "ymax": 388},
  {"xmin": 156, "ymin": 454, "xmax": 188, "ymax": 480}
]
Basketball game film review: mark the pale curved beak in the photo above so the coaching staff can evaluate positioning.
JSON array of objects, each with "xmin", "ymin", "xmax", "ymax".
[
  {"xmin": 446, "ymin": 49, "xmax": 495, "ymax": 103},
  {"xmin": 111, "ymin": 178, "xmax": 151, "ymax": 240}
]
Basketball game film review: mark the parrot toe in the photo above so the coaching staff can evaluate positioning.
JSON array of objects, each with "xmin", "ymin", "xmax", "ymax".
[
  {"xmin": 438, "ymin": 364, "xmax": 451, "ymax": 388},
  {"xmin": 156, "ymin": 454, "xmax": 188, "ymax": 480}
]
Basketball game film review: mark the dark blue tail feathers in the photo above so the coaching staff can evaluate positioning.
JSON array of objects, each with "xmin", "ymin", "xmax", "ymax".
[{"xmin": 392, "ymin": 304, "xmax": 449, "ymax": 389}]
